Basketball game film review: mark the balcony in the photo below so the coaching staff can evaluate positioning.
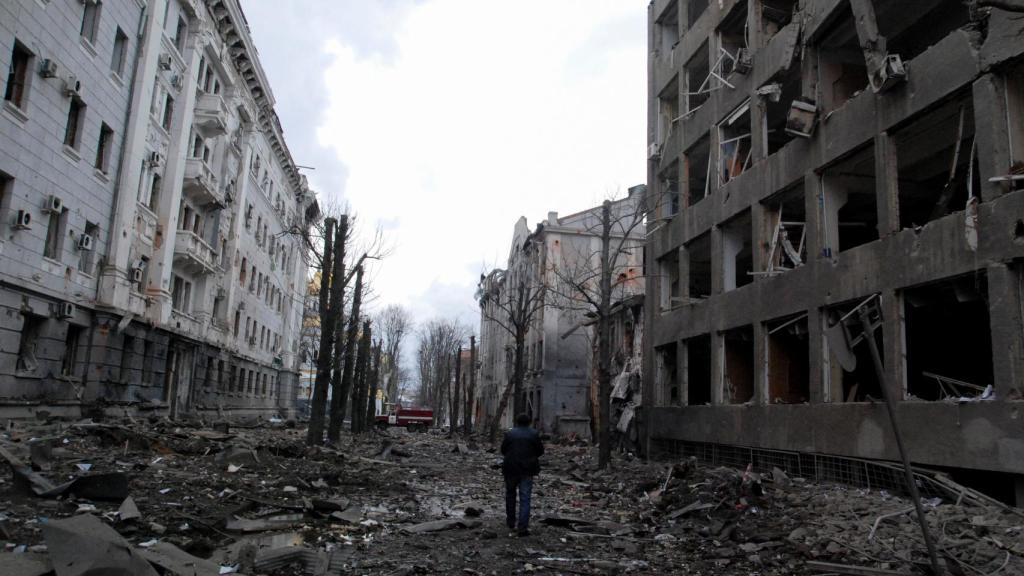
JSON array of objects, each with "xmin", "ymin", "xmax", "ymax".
[
  {"xmin": 193, "ymin": 92, "xmax": 228, "ymax": 137},
  {"xmin": 173, "ymin": 230, "xmax": 217, "ymax": 275},
  {"xmin": 183, "ymin": 158, "xmax": 224, "ymax": 207}
]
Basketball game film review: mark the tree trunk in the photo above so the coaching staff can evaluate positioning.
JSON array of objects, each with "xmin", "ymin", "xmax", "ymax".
[
  {"xmin": 365, "ymin": 342, "xmax": 382, "ymax": 430},
  {"xmin": 449, "ymin": 348, "xmax": 461, "ymax": 437},
  {"xmin": 306, "ymin": 217, "xmax": 336, "ymax": 446},
  {"xmin": 350, "ymin": 320, "xmax": 371, "ymax": 433},
  {"xmin": 465, "ymin": 335, "xmax": 476, "ymax": 435},
  {"xmin": 328, "ymin": 265, "xmax": 362, "ymax": 442},
  {"xmin": 597, "ymin": 201, "xmax": 613, "ymax": 469},
  {"xmin": 511, "ymin": 329, "xmax": 526, "ymax": 417},
  {"xmin": 488, "ymin": 375, "xmax": 516, "ymax": 442}
]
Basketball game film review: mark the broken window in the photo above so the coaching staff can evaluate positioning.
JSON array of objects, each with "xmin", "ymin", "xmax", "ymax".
[
  {"xmin": 16, "ymin": 314, "xmax": 43, "ymax": 373},
  {"xmin": 171, "ymin": 275, "xmax": 191, "ymax": 313},
  {"xmin": 687, "ymin": 0, "xmax": 708, "ymax": 29},
  {"xmin": 79, "ymin": 221, "xmax": 99, "ymax": 275},
  {"xmin": 766, "ymin": 313, "xmax": 809, "ymax": 403},
  {"xmin": 719, "ymin": 101, "xmax": 752, "ymax": 185},
  {"xmin": 655, "ymin": 343, "xmax": 680, "ymax": 406},
  {"xmin": 762, "ymin": 67, "xmax": 803, "ymax": 156},
  {"xmin": 904, "ymin": 274, "xmax": 992, "ymax": 401},
  {"xmin": 4, "ymin": 40, "xmax": 32, "ymax": 109},
  {"xmin": 1006, "ymin": 64, "xmax": 1024, "ymax": 191},
  {"xmin": 660, "ymin": 161, "xmax": 681, "ymax": 217},
  {"xmin": 721, "ymin": 210, "xmax": 753, "ymax": 291},
  {"xmin": 658, "ymin": 249, "xmax": 681, "ymax": 310},
  {"xmin": 64, "ymin": 98, "xmax": 85, "ymax": 149},
  {"xmin": 43, "ymin": 207, "xmax": 68, "ymax": 261},
  {"xmin": 723, "ymin": 325, "xmax": 754, "ymax": 404},
  {"xmin": 817, "ymin": 6, "xmax": 869, "ymax": 113},
  {"xmin": 657, "ymin": 77, "xmax": 680, "ymax": 147},
  {"xmin": 657, "ymin": 1, "xmax": 680, "ymax": 55},
  {"xmin": 686, "ymin": 232, "xmax": 712, "ymax": 300},
  {"xmin": 684, "ymin": 134, "xmax": 711, "ymax": 205},
  {"xmin": 895, "ymin": 92, "xmax": 978, "ymax": 229},
  {"xmin": 819, "ymin": 143, "xmax": 878, "ymax": 255},
  {"xmin": 873, "ymin": 0, "xmax": 970, "ymax": 64},
  {"xmin": 717, "ymin": 1, "xmax": 748, "ymax": 77},
  {"xmin": 824, "ymin": 299, "xmax": 884, "ymax": 402},
  {"xmin": 62, "ymin": 325, "xmax": 83, "ymax": 377},
  {"xmin": 685, "ymin": 41, "xmax": 711, "ymax": 112},
  {"xmin": 760, "ymin": 181, "xmax": 806, "ymax": 276},
  {"xmin": 686, "ymin": 334, "xmax": 712, "ymax": 405},
  {"xmin": 760, "ymin": 0, "xmax": 796, "ymax": 39}
]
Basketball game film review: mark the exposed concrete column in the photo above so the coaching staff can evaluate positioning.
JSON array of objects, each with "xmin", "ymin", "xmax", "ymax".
[
  {"xmin": 710, "ymin": 224, "xmax": 724, "ymax": 295},
  {"xmin": 711, "ymin": 330, "xmax": 725, "ymax": 404},
  {"xmin": 848, "ymin": 0, "xmax": 888, "ymax": 73},
  {"xmin": 987, "ymin": 263, "xmax": 1024, "ymax": 397},
  {"xmin": 747, "ymin": 0, "xmax": 766, "ymax": 50},
  {"xmin": 802, "ymin": 172, "xmax": 822, "ymax": 260},
  {"xmin": 677, "ymin": 339, "xmax": 688, "ymax": 406},
  {"xmin": 972, "ymin": 75, "xmax": 1012, "ymax": 203},
  {"xmin": 874, "ymin": 132, "xmax": 900, "ymax": 237},
  {"xmin": 678, "ymin": 245, "xmax": 690, "ymax": 300},
  {"xmin": 880, "ymin": 289, "xmax": 905, "ymax": 400},
  {"xmin": 751, "ymin": 201, "xmax": 769, "ymax": 280},
  {"xmin": 750, "ymin": 97, "xmax": 769, "ymax": 163},
  {"xmin": 806, "ymin": 306, "xmax": 825, "ymax": 404},
  {"xmin": 753, "ymin": 322, "xmax": 768, "ymax": 404}
]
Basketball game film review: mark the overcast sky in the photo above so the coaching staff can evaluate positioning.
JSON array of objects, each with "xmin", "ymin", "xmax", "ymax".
[{"xmin": 243, "ymin": 1, "xmax": 647, "ymax": 331}]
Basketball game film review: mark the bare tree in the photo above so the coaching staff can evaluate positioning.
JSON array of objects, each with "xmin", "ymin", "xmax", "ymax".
[
  {"xmin": 365, "ymin": 341, "xmax": 383, "ymax": 429},
  {"xmin": 477, "ymin": 241, "xmax": 547, "ymax": 442},
  {"xmin": 464, "ymin": 335, "xmax": 477, "ymax": 434},
  {"xmin": 376, "ymin": 305, "xmax": 413, "ymax": 403},
  {"xmin": 415, "ymin": 318, "xmax": 468, "ymax": 425},
  {"xmin": 546, "ymin": 189, "xmax": 648, "ymax": 468},
  {"xmin": 350, "ymin": 319, "xmax": 372, "ymax": 433},
  {"xmin": 328, "ymin": 265, "xmax": 364, "ymax": 442},
  {"xmin": 306, "ymin": 215, "xmax": 348, "ymax": 445}
]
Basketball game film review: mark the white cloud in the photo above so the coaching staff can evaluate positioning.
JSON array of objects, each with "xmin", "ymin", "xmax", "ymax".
[{"xmin": 315, "ymin": 0, "xmax": 647, "ymax": 328}]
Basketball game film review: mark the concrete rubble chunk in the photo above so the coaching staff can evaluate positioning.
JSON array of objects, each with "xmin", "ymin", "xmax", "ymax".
[{"xmin": 41, "ymin": 514, "xmax": 159, "ymax": 576}]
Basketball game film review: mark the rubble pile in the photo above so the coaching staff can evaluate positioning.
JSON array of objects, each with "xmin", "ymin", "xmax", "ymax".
[{"xmin": 0, "ymin": 418, "xmax": 1021, "ymax": 575}]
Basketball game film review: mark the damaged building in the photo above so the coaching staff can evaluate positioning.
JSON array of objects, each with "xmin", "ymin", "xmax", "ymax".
[
  {"xmin": 0, "ymin": 0, "xmax": 316, "ymax": 420},
  {"xmin": 477, "ymin": 187, "xmax": 646, "ymax": 437},
  {"xmin": 644, "ymin": 0, "xmax": 1024, "ymax": 502}
]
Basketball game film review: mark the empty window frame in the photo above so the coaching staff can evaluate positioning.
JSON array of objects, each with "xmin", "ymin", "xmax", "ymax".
[
  {"xmin": 763, "ymin": 67, "xmax": 803, "ymax": 156},
  {"xmin": 761, "ymin": 0, "xmax": 796, "ymax": 39},
  {"xmin": 903, "ymin": 274, "xmax": 992, "ymax": 401},
  {"xmin": 816, "ymin": 5, "xmax": 868, "ymax": 114},
  {"xmin": 687, "ymin": 0, "xmax": 709, "ymax": 29},
  {"xmin": 64, "ymin": 99, "xmax": 86, "ymax": 149},
  {"xmin": 174, "ymin": 16, "xmax": 188, "ymax": 53},
  {"xmin": 657, "ymin": 1, "xmax": 680, "ymax": 55},
  {"xmin": 819, "ymin": 143, "xmax": 878, "ymax": 255},
  {"xmin": 873, "ymin": 0, "xmax": 970, "ymax": 64},
  {"xmin": 62, "ymin": 324, "xmax": 83, "ymax": 376},
  {"xmin": 895, "ymin": 92, "xmax": 978, "ymax": 229},
  {"xmin": 4, "ymin": 40, "xmax": 32, "ymax": 109},
  {"xmin": 685, "ymin": 334, "xmax": 713, "ymax": 405},
  {"xmin": 17, "ymin": 314, "xmax": 44, "ymax": 373},
  {"xmin": 684, "ymin": 134, "xmax": 711, "ymax": 206},
  {"xmin": 161, "ymin": 93, "xmax": 174, "ymax": 131},
  {"xmin": 660, "ymin": 161, "xmax": 681, "ymax": 218},
  {"xmin": 43, "ymin": 207, "xmax": 69, "ymax": 260},
  {"xmin": 1006, "ymin": 63, "xmax": 1024, "ymax": 191},
  {"xmin": 111, "ymin": 28, "xmax": 128, "ymax": 76},
  {"xmin": 658, "ymin": 248, "xmax": 681, "ymax": 310},
  {"xmin": 719, "ymin": 102, "xmax": 752, "ymax": 185},
  {"xmin": 721, "ymin": 210, "xmax": 753, "ymax": 291},
  {"xmin": 95, "ymin": 123, "xmax": 114, "ymax": 172},
  {"xmin": 717, "ymin": 0, "xmax": 748, "ymax": 78},
  {"xmin": 686, "ymin": 232, "xmax": 712, "ymax": 299},
  {"xmin": 80, "ymin": 1, "xmax": 101, "ymax": 45},
  {"xmin": 147, "ymin": 173, "xmax": 162, "ymax": 211},
  {"xmin": 766, "ymin": 313, "xmax": 809, "ymax": 403},
  {"xmin": 824, "ymin": 299, "xmax": 883, "ymax": 402},
  {"xmin": 171, "ymin": 275, "xmax": 191, "ymax": 312},
  {"xmin": 655, "ymin": 342, "xmax": 680, "ymax": 405},
  {"xmin": 760, "ymin": 181, "xmax": 806, "ymax": 276},
  {"xmin": 685, "ymin": 41, "xmax": 711, "ymax": 111},
  {"xmin": 723, "ymin": 325, "xmax": 754, "ymax": 403},
  {"xmin": 657, "ymin": 77, "xmax": 680, "ymax": 147}
]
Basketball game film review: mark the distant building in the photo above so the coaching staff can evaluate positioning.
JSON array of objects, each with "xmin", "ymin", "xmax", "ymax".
[
  {"xmin": 0, "ymin": 0, "xmax": 317, "ymax": 419},
  {"xmin": 478, "ymin": 187, "xmax": 646, "ymax": 435}
]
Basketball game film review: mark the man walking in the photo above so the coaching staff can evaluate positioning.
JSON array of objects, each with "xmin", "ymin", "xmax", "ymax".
[{"xmin": 501, "ymin": 413, "xmax": 544, "ymax": 536}]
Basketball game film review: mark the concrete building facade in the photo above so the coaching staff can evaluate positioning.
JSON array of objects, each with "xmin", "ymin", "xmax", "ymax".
[
  {"xmin": 643, "ymin": 0, "xmax": 1024, "ymax": 500},
  {"xmin": 0, "ymin": 0, "xmax": 316, "ymax": 420},
  {"xmin": 478, "ymin": 189, "xmax": 645, "ymax": 436}
]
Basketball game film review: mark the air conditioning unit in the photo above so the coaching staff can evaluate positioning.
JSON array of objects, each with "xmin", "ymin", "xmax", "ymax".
[
  {"xmin": 39, "ymin": 59, "xmax": 59, "ymax": 78},
  {"xmin": 77, "ymin": 233, "xmax": 95, "ymax": 251},
  {"xmin": 63, "ymin": 74, "xmax": 81, "ymax": 98},
  {"xmin": 734, "ymin": 48, "xmax": 753, "ymax": 75},
  {"xmin": 130, "ymin": 267, "xmax": 144, "ymax": 284},
  {"xmin": 157, "ymin": 54, "xmax": 172, "ymax": 70},
  {"xmin": 869, "ymin": 54, "xmax": 907, "ymax": 93},
  {"xmin": 648, "ymin": 142, "xmax": 661, "ymax": 160},
  {"xmin": 43, "ymin": 195, "xmax": 63, "ymax": 213},
  {"xmin": 14, "ymin": 210, "xmax": 32, "ymax": 230},
  {"xmin": 58, "ymin": 302, "xmax": 76, "ymax": 319},
  {"xmin": 147, "ymin": 150, "xmax": 164, "ymax": 167},
  {"xmin": 170, "ymin": 74, "xmax": 183, "ymax": 91}
]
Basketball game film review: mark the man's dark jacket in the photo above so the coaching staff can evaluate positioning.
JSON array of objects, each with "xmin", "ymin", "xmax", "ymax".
[{"xmin": 501, "ymin": 426, "xmax": 544, "ymax": 477}]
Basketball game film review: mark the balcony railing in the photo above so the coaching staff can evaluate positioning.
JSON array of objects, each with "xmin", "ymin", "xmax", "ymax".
[
  {"xmin": 194, "ymin": 92, "xmax": 228, "ymax": 137},
  {"xmin": 173, "ymin": 229, "xmax": 216, "ymax": 275},
  {"xmin": 183, "ymin": 158, "xmax": 224, "ymax": 207}
]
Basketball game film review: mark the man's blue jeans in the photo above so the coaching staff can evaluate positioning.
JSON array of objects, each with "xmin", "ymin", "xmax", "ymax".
[{"xmin": 504, "ymin": 475, "xmax": 533, "ymax": 530}]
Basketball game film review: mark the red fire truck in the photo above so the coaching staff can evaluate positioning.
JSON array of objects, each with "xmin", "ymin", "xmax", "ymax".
[{"xmin": 375, "ymin": 403, "xmax": 434, "ymax": 432}]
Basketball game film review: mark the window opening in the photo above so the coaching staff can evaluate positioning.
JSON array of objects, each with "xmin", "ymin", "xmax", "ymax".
[
  {"xmin": 17, "ymin": 314, "xmax": 44, "ymax": 373},
  {"xmin": 4, "ymin": 41, "xmax": 32, "ymax": 108},
  {"xmin": 766, "ymin": 313, "xmax": 810, "ymax": 403},
  {"xmin": 719, "ymin": 102, "xmax": 752, "ymax": 185},
  {"xmin": 819, "ymin": 143, "xmax": 878, "ymax": 255},
  {"xmin": 686, "ymin": 334, "xmax": 712, "ymax": 405},
  {"xmin": 723, "ymin": 325, "xmax": 754, "ymax": 404},
  {"xmin": 825, "ymin": 299, "xmax": 883, "ymax": 402},
  {"xmin": 817, "ymin": 6, "xmax": 869, "ymax": 113},
  {"xmin": 655, "ymin": 343, "xmax": 680, "ymax": 405},
  {"xmin": 686, "ymin": 232, "xmax": 712, "ymax": 300},
  {"xmin": 63, "ymin": 325, "xmax": 83, "ymax": 376},
  {"xmin": 722, "ymin": 210, "xmax": 753, "ymax": 291},
  {"xmin": 760, "ymin": 181, "xmax": 806, "ymax": 276}
]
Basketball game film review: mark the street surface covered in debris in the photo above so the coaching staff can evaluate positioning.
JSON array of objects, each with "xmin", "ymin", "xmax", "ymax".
[{"xmin": 1, "ymin": 419, "xmax": 1023, "ymax": 575}]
